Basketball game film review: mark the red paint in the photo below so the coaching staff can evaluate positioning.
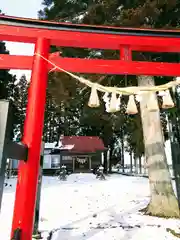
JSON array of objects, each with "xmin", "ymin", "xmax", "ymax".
[
  {"xmin": 11, "ymin": 38, "xmax": 50, "ymax": 240},
  {"xmin": 50, "ymin": 58, "xmax": 180, "ymax": 76},
  {"xmin": 1, "ymin": 24, "xmax": 180, "ymax": 52},
  {"xmin": 60, "ymin": 136, "xmax": 105, "ymax": 153},
  {"xmin": 0, "ymin": 54, "xmax": 33, "ymax": 70},
  {"xmin": 0, "ymin": 54, "xmax": 180, "ymax": 76},
  {"xmin": 0, "ymin": 53, "xmax": 61, "ymax": 70}
]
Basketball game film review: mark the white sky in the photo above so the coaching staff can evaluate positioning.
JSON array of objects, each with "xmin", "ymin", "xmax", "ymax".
[{"xmin": 1, "ymin": 0, "xmax": 43, "ymax": 80}]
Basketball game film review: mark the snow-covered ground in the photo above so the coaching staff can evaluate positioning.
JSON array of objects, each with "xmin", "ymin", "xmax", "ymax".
[{"xmin": 0, "ymin": 174, "xmax": 180, "ymax": 240}]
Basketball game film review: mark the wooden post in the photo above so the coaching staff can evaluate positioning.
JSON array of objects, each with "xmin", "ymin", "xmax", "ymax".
[
  {"xmin": 130, "ymin": 151, "xmax": 133, "ymax": 174},
  {"xmin": 73, "ymin": 157, "xmax": 75, "ymax": 172},
  {"xmin": 89, "ymin": 156, "xmax": 92, "ymax": 171},
  {"xmin": 101, "ymin": 152, "xmax": 104, "ymax": 165},
  {"xmin": 33, "ymin": 142, "xmax": 44, "ymax": 236},
  {"xmin": 139, "ymin": 156, "xmax": 142, "ymax": 174}
]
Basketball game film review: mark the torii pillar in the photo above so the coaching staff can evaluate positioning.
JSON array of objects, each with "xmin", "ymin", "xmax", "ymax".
[{"xmin": 11, "ymin": 38, "xmax": 50, "ymax": 240}]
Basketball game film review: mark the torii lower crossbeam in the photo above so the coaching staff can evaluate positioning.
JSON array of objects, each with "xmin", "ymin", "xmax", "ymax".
[{"xmin": 0, "ymin": 54, "xmax": 180, "ymax": 76}]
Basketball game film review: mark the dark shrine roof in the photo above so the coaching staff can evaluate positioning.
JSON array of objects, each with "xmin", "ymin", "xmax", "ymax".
[{"xmin": 60, "ymin": 136, "xmax": 105, "ymax": 153}]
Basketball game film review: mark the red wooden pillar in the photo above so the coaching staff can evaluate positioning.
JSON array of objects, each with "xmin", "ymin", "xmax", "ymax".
[{"xmin": 11, "ymin": 38, "xmax": 50, "ymax": 240}]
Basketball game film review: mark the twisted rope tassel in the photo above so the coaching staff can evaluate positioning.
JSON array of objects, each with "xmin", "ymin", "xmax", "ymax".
[
  {"xmin": 88, "ymin": 85, "xmax": 100, "ymax": 108},
  {"xmin": 126, "ymin": 95, "xmax": 138, "ymax": 114}
]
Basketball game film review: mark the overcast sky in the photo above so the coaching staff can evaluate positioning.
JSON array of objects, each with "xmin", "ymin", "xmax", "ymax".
[{"xmin": 1, "ymin": 0, "xmax": 43, "ymax": 80}]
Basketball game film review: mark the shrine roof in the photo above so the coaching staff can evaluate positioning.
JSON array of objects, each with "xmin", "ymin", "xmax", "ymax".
[{"xmin": 59, "ymin": 136, "xmax": 106, "ymax": 153}]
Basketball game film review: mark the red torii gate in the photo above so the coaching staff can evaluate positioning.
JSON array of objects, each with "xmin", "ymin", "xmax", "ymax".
[{"xmin": 0, "ymin": 15, "xmax": 180, "ymax": 240}]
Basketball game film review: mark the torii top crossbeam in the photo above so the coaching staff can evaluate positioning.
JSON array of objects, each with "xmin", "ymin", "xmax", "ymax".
[{"xmin": 0, "ymin": 15, "xmax": 180, "ymax": 76}]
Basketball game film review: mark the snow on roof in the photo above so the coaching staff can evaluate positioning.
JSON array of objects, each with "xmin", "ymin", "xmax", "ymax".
[
  {"xmin": 44, "ymin": 142, "xmax": 57, "ymax": 149},
  {"xmin": 53, "ymin": 142, "xmax": 75, "ymax": 150},
  {"xmin": 59, "ymin": 144, "xmax": 75, "ymax": 150}
]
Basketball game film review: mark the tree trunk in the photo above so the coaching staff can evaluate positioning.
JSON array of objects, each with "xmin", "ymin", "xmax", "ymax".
[
  {"xmin": 130, "ymin": 151, "xmax": 133, "ymax": 174},
  {"xmin": 108, "ymin": 137, "xmax": 115, "ymax": 174},
  {"xmin": 138, "ymin": 75, "xmax": 179, "ymax": 218},
  {"xmin": 120, "ymin": 128, "xmax": 125, "ymax": 172},
  {"xmin": 139, "ymin": 156, "xmax": 142, "ymax": 174},
  {"xmin": 103, "ymin": 150, "xmax": 108, "ymax": 174},
  {"xmin": 109, "ymin": 147, "xmax": 113, "ymax": 173},
  {"xmin": 134, "ymin": 156, "xmax": 138, "ymax": 174}
]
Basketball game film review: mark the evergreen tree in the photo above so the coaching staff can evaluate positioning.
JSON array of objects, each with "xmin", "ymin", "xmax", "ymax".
[
  {"xmin": 43, "ymin": 74, "xmax": 81, "ymax": 143},
  {"xmin": 43, "ymin": 88, "xmax": 61, "ymax": 143},
  {"xmin": 13, "ymin": 74, "xmax": 28, "ymax": 141}
]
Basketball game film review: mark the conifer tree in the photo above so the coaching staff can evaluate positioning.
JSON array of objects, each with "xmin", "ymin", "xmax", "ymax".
[{"xmin": 13, "ymin": 74, "xmax": 28, "ymax": 141}]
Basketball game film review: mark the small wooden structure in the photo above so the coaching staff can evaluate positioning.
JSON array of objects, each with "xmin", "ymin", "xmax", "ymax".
[{"xmin": 51, "ymin": 136, "xmax": 106, "ymax": 172}]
